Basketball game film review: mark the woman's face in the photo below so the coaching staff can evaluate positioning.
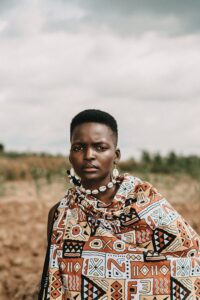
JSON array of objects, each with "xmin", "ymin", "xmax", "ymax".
[{"xmin": 69, "ymin": 122, "xmax": 121, "ymax": 188}]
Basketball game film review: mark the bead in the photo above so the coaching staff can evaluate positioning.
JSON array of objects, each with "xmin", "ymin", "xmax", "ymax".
[
  {"xmin": 92, "ymin": 189, "xmax": 99, "ymax": 195},
  {"xmin": 86, "ymin": 189, "xmax": 91, "ymax": 195},
  {"xmin": 82, "ymin": 200, "xmax": 87, "ymax": 206},
  {"xmin": 80, "ymin": 187, "xmax": 86, "ymax": 193},
  {"xmin": 99, "ymin": 186, "xmax": 106, "ymax": 192},
  {"xmin": 75, "ymin": 175, "xmax": 122, "ymax": 195},
  {"xmin": 107, "ymin": 182, "xmax": 113, "ymax": 188}
]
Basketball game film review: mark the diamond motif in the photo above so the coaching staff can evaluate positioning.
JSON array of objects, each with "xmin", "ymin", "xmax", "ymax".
[
  {"xmin": 160, "ymin": 265, "xmax": 169, "ymax": 275},
  {"xmin": 51, "ymin": 290, "xmax": 61, "ymax": 299},
  {"xmin": 111, "ymin": 281, "xmax": 121, "ymax": 291},
  {"xmin": 140, "ymin": 266, "xmax": 149, "ymax": 275},
  {"xmin": 52, "ymin": 279, "xmax": 61, "ymax": 289},
  {"xmin": 112, "ymin": 291, "xmax": 122, "ymax": 299},
  {"xmin": 74, "ymin": 262, "xmax": 81, "ymax": 272}
]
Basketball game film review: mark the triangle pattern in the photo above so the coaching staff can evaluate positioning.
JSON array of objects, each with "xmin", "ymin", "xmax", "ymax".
[
  {"xmin": 119, "ymin": 207, "xmax": 140, "ymax": 226},
  {"xmin": 153, "ymin": 228, "xmax": 176, "ymax": 253},
  {"xmin": 171, "ymin": 277, "xmax": 191, "ymax": 300},
  {"xmin": 81, "ymin": 275, "xmax": 106, "ymax": 300}
]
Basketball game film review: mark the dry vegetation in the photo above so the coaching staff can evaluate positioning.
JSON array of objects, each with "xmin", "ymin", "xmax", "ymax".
[{"xmin": 0, "ymin": 154, "xmax": 200, "ymax": 299}]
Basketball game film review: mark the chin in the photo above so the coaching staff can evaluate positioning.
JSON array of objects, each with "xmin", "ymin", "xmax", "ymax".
[
  {"xmin": 80, "ymin": 171, "xmax": 102, "ymax": 183},
  {"xmin": 81, "ymin": 173, "xmax": 99, "ymax": 180}
]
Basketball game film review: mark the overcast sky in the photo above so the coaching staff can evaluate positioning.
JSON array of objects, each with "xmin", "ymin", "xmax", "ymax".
[{"xmin": 0, "ymin": 0, "xmax": 200, "ymax": 159}]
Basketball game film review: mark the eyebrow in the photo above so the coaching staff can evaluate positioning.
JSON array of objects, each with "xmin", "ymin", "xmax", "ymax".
[{"xmin": 71, "ymin": 141, "xmax": 108, "ymax": 146}]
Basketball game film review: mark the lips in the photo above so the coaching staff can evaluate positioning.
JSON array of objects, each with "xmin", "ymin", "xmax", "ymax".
[{"xmin": 82, "ymin": 163, "xmax": 98, "ymax": 169}]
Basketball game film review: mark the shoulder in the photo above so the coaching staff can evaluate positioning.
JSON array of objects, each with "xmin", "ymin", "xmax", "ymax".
[
  {"xmin": 125, "ymin": 173, "xmax": 160, "ymax": 193},
  {"xmin": 123, "ymin": 173, "xmax": 153, "ymax": 192},
  {"xmin": 48, "ymin": 201, "xmax": 61, "ymax": 219},
  {"xmin": 47, "ymin": 187, "xmax": 76, "ymax": 216},
  {"xmin": 124, "ymin": 173, "xmax": 163, "ymax": 207},
  {"xmin": 47, "ymin": 188, "xmax": 75, "ymax": 241},
  {"xmin": 47, "ymin": 201, "xmax": 61, "ymax": 240},
  {"xmin": 47, "ymin": 199, "xmax": 61, "ymax": 222}
]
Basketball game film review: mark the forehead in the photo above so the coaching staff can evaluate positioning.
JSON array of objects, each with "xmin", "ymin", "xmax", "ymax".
[{"xmin": 71, "ymin": 122, "xmax": 115, "ymax": 143}]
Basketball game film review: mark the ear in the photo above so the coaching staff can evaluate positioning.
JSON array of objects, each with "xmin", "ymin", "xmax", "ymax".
[{"xmin": 114, "ymin": 148, "xmax": 121, "ymax": 165}]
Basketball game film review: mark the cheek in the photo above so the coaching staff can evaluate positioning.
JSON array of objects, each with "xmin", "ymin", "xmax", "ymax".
[
  {"xmin": 101, "ymin": 153, "xmax": 115, "ymax": 165},
  {"xmin": 70, "ymin": 154, "xmax": 82, "ymax": 166}
]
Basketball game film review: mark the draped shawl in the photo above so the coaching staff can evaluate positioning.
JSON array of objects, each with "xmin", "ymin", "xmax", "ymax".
[{"xmin": 39, "ymin": 174, "xmax": 200, "ymax": 300}]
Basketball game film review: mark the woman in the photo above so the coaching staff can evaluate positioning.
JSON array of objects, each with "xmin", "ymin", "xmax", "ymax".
[{"xmin": 39, "ymin": 109, "xmax": 200, "ymax": 300}]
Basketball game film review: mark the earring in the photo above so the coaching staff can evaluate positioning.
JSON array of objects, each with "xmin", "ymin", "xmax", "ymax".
[
  {"xmin": 70, "ymin": 167, "xmax": 75, "ymax": 177},
  {"xmin": 67, "ymin": 167, "xmax": 81, "ymax": 187},
  {"xmin": 112, "ymin": 163, "xmax": 119, "ymax": 179}
]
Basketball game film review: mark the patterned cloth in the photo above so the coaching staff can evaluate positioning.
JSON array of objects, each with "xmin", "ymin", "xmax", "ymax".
[{"xmin": 42, "ymin": 174, "xmax": 200, "ymax": 299}]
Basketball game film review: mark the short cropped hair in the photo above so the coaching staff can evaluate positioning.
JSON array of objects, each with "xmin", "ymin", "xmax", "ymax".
[{"xmin": 70, "ymin": 109, "xmax": 118, "ymax": 144}]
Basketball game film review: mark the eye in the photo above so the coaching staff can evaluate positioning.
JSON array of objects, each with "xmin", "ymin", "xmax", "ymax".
[
  {"xmin": 95, "ymin": 145, "xmax": 107, "ymax": 151},
  {"xmin": 71, "ymin": 145, "xmax": 83, "ymax": 152}
]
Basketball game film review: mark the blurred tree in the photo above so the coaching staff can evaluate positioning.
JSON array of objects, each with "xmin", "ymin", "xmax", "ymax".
[
  {"xmin": 166, "ymin": 151, "xmax": 179, "ymax": 172},
  {"xmin": 151, "ymin": 152, "xmax": 163, "ymax": 173},
  {"xmin": 141, "ymin": 150, "xmax": 151, "ymax": 164},
  {"xmin": 119, "ymin": 157, "xmax": 138, "ymax": 172},
  {"xmin": 167, "ymin": 151, "xmax": 177, "ymax": 165},
  {"xmin": 0, "ymin": 143, "xmax": 4, "ymax": 153},
  {"xmin": 140, "ymin": 150, "xmax": 152, "ymax": 173}
]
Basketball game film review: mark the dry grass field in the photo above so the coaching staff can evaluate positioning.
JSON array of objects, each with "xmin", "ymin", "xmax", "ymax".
[{"xmin": 0, "ymin": 173, "xmax": 200, "ymax": 299}]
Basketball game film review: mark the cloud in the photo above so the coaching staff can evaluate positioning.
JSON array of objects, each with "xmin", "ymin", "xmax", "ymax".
[
  {"xmin": 0, "ymin": 0, "xmax": 200, "ymax": 157},
  {"xmin": 40, "ymin": 0, "xmax": 200, "ymax": 36},
  {"xmin": 1, "ymin": 0, "xmax": 199, "ymax": 37}
]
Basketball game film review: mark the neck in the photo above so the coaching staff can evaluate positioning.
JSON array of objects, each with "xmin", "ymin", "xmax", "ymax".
[
  {"xmin": 79, "ymin": 174, "xmax": 122, "ymax": 205},
  {"xmin": 95, "ymin": 184, "xmax": 119, "ymax": 204},
  {"xmin": 80, "ymin": 174, "xmax": 112, "ymax": 190}
]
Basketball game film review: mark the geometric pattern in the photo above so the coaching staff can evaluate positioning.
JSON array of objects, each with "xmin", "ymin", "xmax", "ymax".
[
  {"xmin": 64, "ymin": 222, "xmax": 91, "ymax": 241},
  {"xmin": 40, "ymin": 174, "xmax": 200, "ymax": 299},
  {"xmin": 111, "ymin": 281, "xmax": 123, "ymax": 300},
  {"xmin": 87, "ymin": 257, "xmax": 105, "ymax": 277},
  {"xmin": 86, "ymin": 215, "xmax": 101, "ymax": 236},
  {"xmin": 150, "ymin": 206, "xmax": 172, "ymax": 227},
  {"xmin": 194, "ymin": 278, "xmax": 200, "ymax": 298},
  {"xmin": 127, "ymin": 278, "xmax": 153, "ymax": 298},
  {"xmin": 160, "ymin": 265, "xmax": 169, "ymax": 275},
  {"xmin": 153, "ymin": 228, "xmax": 176, "ymax": 253},
  {"xmin": 106, "ymin": 254, "xmax": 127, "ymax": 279},
  {"xmin": 49, "ymin": 270, "xmax": 63, "ymax": 299},
  {"xmin": 173, "ymin": 258, "xmax": 191, "ymax": 277},
  {"xmin": 63, "ymin": 240, "xmax": 85, "ymax": 258},
  {"xmin": 135, "ymin": 225, "xmax": 153, "ymax": 244},
  {"xmin": 171, "ymin": 277, "xmax": 191, "ymax": 300},
  {"xmin": 81, "ymin": 275, "xmax": 106, "ymax": 300},
  {"xmin": 191, "ymin": 259, "xmax": 200, "ymax": 276},
  {"xmin": 119, "ymin": 207, "xmax": 140, "ymax": 226}
]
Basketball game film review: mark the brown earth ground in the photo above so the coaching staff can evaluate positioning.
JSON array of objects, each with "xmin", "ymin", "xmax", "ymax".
[{"xmin": 0, "ymin": 173, "xmax": 200, "ymax": 300}]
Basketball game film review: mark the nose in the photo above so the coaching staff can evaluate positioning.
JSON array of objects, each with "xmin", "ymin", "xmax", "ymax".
[{"xmin": 84, "ymin": 146, "xmax": 95, "ymax": 160}]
